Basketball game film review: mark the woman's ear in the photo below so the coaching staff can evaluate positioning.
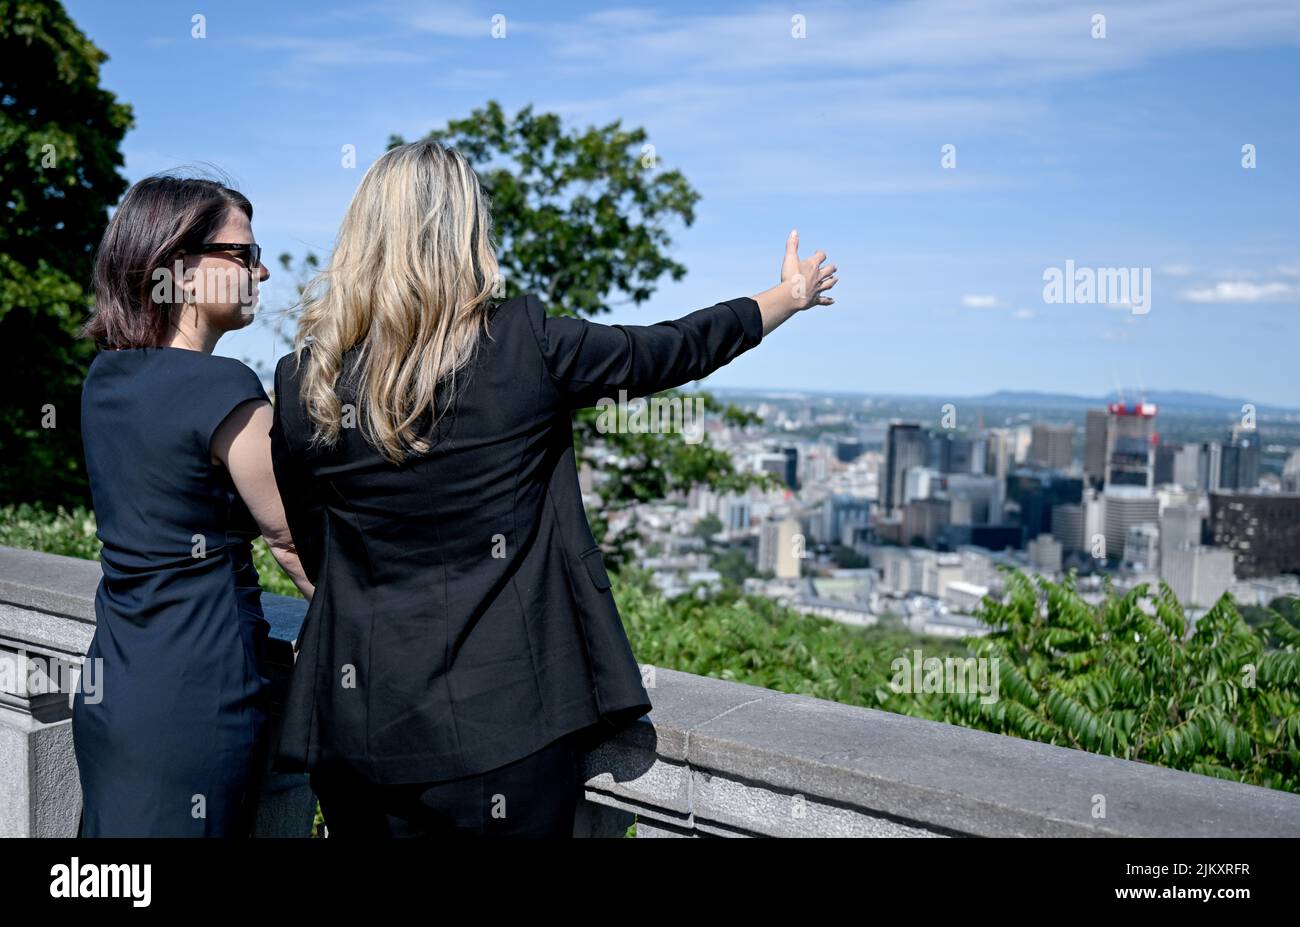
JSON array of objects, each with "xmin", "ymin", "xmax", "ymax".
[{"xmin": 179, "ymin": 258, "xmax": 199, "ymax": 305}]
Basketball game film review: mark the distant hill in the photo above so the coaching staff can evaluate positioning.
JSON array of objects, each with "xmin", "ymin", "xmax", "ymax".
[
  {"xmin": 708, "ymin": 386, "xmax": 1299, "ymax": 416},
  {"xmin": 973, "ymin": 390, "xmax": 1298, "ymax": 415}
]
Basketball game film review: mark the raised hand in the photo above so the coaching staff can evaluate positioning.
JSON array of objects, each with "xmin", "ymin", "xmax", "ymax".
[{"xmin": 781, "ymin": 229, "xmax": 837, "ymax": 311}]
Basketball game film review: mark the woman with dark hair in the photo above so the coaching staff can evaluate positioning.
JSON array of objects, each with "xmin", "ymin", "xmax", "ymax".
[
  {"xmin": 270, "ymin": 140, "xmax": 836, "ymax": 837},
  {"xmin": 72, "ymin": 175, "xmax": 314, "ymax": 836}
]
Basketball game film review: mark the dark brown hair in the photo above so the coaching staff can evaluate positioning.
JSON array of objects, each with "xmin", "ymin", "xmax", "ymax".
[{"xmin": 82, "ymin": 175, "xmax": 253, "ymax": 348}]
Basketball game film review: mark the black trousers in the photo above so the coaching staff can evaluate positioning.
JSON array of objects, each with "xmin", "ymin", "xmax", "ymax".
[{"xmin": 310, "ymin": 735, "xmax": 583, "ymax": 838}]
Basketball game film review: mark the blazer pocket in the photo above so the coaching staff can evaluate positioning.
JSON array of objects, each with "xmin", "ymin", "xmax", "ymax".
[{"xmin": 579, "ymin": 546, "xmax": 613, "ymax": 591}]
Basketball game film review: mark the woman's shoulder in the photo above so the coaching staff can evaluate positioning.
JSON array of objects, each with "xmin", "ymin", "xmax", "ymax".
[{"xmin": 90, "ymin": 346, "xmax": 264, "ymax": 388}]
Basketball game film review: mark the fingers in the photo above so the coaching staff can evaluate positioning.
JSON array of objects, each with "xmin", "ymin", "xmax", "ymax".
[
  {"xmin": 818, "ymin": 274, "xmax": 839, "ymax": 291},
  {"xmin": 809, "ymin": 249, "xmax": 827, "ymax": 267},
  {"xmin": 787, "ymin": 229, "xmax": 799, "ymax": 256}
]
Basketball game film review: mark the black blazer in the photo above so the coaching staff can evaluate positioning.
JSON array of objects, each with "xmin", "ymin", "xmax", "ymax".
[{"xmin": 268, "ymin": 292, "xmax": 765, "ymax": 783}]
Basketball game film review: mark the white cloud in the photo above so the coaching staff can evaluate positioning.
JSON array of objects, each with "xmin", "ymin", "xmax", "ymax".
[
  {"xmin": 962, "ymin": 294, "xmax": 1001, "ymax": 308},
  {"xmin": 1013, "ymin": 308, "xmax": 1037, "ymax": 320},
  {"xmin": 1181, "ymin": 281, "xmax": 1300, "ymax": 303}
]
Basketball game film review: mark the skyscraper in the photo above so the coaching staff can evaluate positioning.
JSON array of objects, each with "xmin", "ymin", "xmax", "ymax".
[
  {"xmin": 1208, "ymin": 493, "xmax": 1300, "ymax": 578},
  {"xmin": 1218, "ymin": 435, "xmax": 1260, "ymax": 491},
  {"xmin": 882, "ymin": 423, "xmax": 928, "ymax": 515},
  {"xmin": 1104, "ymin": 402, "xmax": 1158, "ymax": 490},
  {"xmin": 1029, "ymin": 423, "xmax": 1075, "ymax": 471},
  {"xmin": 1084, "ymin": 409, "xmax": 1108, "ymax": 488}
]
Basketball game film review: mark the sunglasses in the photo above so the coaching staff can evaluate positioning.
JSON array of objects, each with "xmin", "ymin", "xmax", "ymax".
[{"xmin": 190, "ymin": 242, "xmax": 263, "ymax": 270}]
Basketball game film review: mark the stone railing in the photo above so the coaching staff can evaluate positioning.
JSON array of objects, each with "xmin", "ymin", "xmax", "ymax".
[{"xmin": 3, "ymin": 545, "xmax": 1299, "ymax": 838}]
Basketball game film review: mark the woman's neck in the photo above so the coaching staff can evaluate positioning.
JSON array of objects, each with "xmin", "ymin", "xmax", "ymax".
[{"xmin": 164, "ymin": 322, "xmax": 221, "ymax": 354}]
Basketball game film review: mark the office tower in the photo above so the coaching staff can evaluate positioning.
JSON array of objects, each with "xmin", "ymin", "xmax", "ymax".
[
  {"xmin": 1159, "ymin": 505, "xmax": 1205, "ymax": 561},
  {"xmin": 1029, "ymin": 423, "xmax": 1075, "ymax": 471},
  {"xmin": 1122, "ymin": 523, "xmax": 1160, "ymax": 573},
  {"xmin": 1199, "ymin": 442, "xmax": 1223, "ymax": 495},
  {"xmin": 759, "ymin": 516, "xmax": 802, "ymax": 579},
  {"xmin": 1051, "ymin": 503, "xmax": 1084, "ymax": 552},
  {"xmin": 821, "ymin": 494, "xmax": 871, "ymax": 546},
  {"xmin": 1162, "ymin": 546, "xmax": 1235, "ymax": 608},
  {"xmin": 1102, "ymin": 487, "xmax": 1160, "ymax": 562},
  {"xmin": 1006, "ymin": 470, "xmax": 1084, "ymax": 542},
  {"xmin": 1082, "ymin": 488, "xmax": 1105, "ymax": 556},
  {"xmin": 834, "ymin": 439, "xmax": 864, "ymax": 463},
  {"xmin": 781, "ymin": 446, "xmax": 800, "ymax": 491},
  {"xmin": 1155, "ymin": 443, "xmax": 1198, "ymax": 486},
  {"xmin": 931, "ymin": 432, "xmax": 978, "ymax": 474},
  {"xmin": 1105, "ymin": 402, "xmax": 1158, "ymax": 489},
  {"xmin": 722, "ymin": 495, "xmax": 752, "ymax": 534},
  {"xmin": 903, "ymin": 497, "xmax": 951, "ymax": 549},
  {"xmin": 941, "ymin": 473, "xmax": 1003, "ymax": 525},
  {"xmin": 1084, "ymin": 409, "xmax": 1108, "ymax": 488},
  {"xmin": 984, "ymin": 428, "xmax": 1015, "ymax": 480},
  {"xmin": 904, "ymin": 467, "xmax": 936, "ymax": 506},
  {"xmin": 755, "ymin": 452, "xmax": 788, "ymax": 482},
  {"xmin": 1218, "ymin": 436, "xmax": 1260, "ymax": 492},
  {"xmin": 1208, "ymin": 492, "xmax": 1300, "ymax": 579},
  {"xmin": 1027, "ymin": 535, "xmax": 1063, "ymax": 573},
  {"xmin": 882, "ymin": 423, "xmax": 929, "ymax": 514},
  {"xmin": 1284, "ymin": 450, "xmax": 1300, "ymax": 493}
]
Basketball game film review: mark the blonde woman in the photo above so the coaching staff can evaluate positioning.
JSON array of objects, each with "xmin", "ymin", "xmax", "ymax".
[{"xmin": 270, "ymin": 139, "xmax": 837, "ymax": 837}]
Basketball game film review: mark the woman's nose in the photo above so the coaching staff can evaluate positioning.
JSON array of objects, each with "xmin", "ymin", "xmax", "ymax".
[{"xmin": 258, "ymin": 262, "xmax": 270, "ymax": 283}]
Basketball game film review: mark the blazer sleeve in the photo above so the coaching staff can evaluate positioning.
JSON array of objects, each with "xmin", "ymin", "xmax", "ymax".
[
  {"xmin": 522, "ymin": 293, "xmax": 765, "ymax": 409},
  {"xmin": 270, "ymin": 352, "xmax": 322, "ymax": 587}
]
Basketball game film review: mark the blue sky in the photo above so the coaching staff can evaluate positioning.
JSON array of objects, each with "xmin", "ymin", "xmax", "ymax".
[{"xmin": 65, "ymin": 0, "xmax": 1300, "ymax": 405}]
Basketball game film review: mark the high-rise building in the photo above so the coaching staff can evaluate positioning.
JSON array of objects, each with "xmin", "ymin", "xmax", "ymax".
[
  {"xmin": 1284, "ymin": 450, "xmax": 1300, "ymax": 494},
  {"xmin": 759, "ymin": 516, "xmax": 802, "ymax": 579},
  {"xmin": 1104, "ymin": 402, "xmax": 1158, "ymax": 490},
  {"xmin": 1208, "ymin": 493, "xmax": 1300, "ymax": 579},
  {"xmin": 834, "ymin": 439, "xmax": 865, "ymax": 463},
  {"xmin": 1051, "ymin": 503, "xmax": 1084, "ymax": 552},
  {"xmin": 1084, "ymin": 409, "xmax": 1108, "ymax": 488},
  {"xmin": 1102, "ymin": 487, "xmax": 1160, "ymax": 562},
  {"xmin": 1029, "ymin": 423, "xmax": 1075, "ymax": 471},
  {"xmin": 882, "ymin": 423, "xmax": 929, "ymax": 515},
  {"xmin": 930, "ymin": 432, "xmax": 982, "ymax": 475},
  {"xmin": 820, "ymin": 494, "xmax": 871, "ymax": 546},
  {"xmin": 1122, "ymin": 523, "xmax": 1160, "ymax": 573},
  {"xmin": 1155, "ymin": 442, "xmax": 1202, "ymax": 488},
  {"xmin": 1005, "ymin": 470, "xmax": 1084, "ymax": 542},
  {"xmin": 1162, "ymin": 546, "xmax": 1235, "ymax": 608},
  {"xmin": 781, "ymin": 446, "xmax": 800, "ymax": 491},
  {"xmin": 1199, "ymin": 442, "xmax": 1223, "ymax": 496},
  {"xmin": 1218, "ymin": 435, "xmax": 1260, "ymax": 492},
  {"xmin": 722, "ymin": 495, "xmax": 753, "ymax": 534},
  {"xmin": 1159, "ymin": 505, "xmax": 1205, "ymax": 561},
  {"xmin": 903, "ymin": 497, "xmax": 952, "ymax": 549}
]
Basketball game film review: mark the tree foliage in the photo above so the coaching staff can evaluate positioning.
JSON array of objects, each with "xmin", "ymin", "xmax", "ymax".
[
  {"xmin": 0, "ymin": 0, "xmax": 132, "ymax": 505},
  {"xmin": 934, "ymin": 572, "xmax": 1300, "ymax": 792}
]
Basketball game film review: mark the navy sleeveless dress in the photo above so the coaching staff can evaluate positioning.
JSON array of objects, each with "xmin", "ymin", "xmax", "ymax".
[{"xmin": 72, "ymin": 346, "xmax": 274, "ymax": 837}]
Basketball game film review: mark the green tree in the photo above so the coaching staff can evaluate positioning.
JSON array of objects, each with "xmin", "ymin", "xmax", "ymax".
[
  {"xmin": 394, "ymin": 102, "xmax": 772, "ymax": 566},
  {"xmin": 693, "ymin": 513, "xmax": 723, "ymax": 539},
  {"xmin": 0, "ymin": 0, "xmax": 132, "ymax": 505},
  {"xmin": 937, "ymin": 572, "xmax": 1300, "ymax": 792}
]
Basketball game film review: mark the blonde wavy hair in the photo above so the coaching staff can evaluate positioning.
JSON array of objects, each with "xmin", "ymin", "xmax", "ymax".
[{"xmin": 293, "ymin": 139, "xmax": 500, "ymax": 462}]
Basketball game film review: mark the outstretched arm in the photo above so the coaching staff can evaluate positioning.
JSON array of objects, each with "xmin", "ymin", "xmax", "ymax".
[{"xmin": 530, "ymin": 230, "xmax": 837, "ymax": 408}]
